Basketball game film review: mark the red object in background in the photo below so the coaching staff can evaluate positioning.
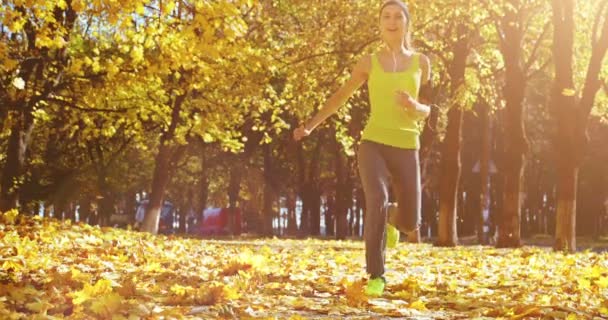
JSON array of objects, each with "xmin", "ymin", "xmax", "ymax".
[{"xmin": 199, "ymin": 208, "xmax": 241, "ymax": 235}]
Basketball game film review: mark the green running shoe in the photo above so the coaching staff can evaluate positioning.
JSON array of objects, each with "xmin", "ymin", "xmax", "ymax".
[
  {"xmin": 386, "ymin": 224, "xmax": 400, "ymax": 249},
  {"xmin": 365, "ymin": 277, "xmax": 385, "ymax": 297}
]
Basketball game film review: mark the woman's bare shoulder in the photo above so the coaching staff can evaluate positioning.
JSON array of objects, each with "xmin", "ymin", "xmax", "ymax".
[
  {"xmin": 417, "ymin": 52, "xmax": 431, "ymax": 67},
  {"xmin": 417, "ymin": 52, "xmax": 431, "ymax": 83}
]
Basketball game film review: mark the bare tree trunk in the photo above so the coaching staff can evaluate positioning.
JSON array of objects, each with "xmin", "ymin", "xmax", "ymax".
[
  {"xmin": 79, "ymin": 196, "xmax": 92, "ymax": 223},
  {"xmin": 275, "ymin": 198, "xmax": 282, "ymax": 236},
  {"xmin": 296, "ymin": 143, "xmax": 308, "ymax": 235},
  {"xmin": 436, "ymin": 107, "xmax": 463, "ymax": 247},
  {"xmin": 478, "ymin": 101, "xmax": 492, "ymax": 244},
  {"xmin": 44, "ymin": 204, "xmax": 52, "ymax": 218},
  {"xmin": 462, "ymin": 170, "xmax": 477, "ymax": 237},
  {"xmin": 229, "ymin": 162, "xmax": 242, "ymax": 236},
  {"xmin": 98, "ymin": 184, "xmax": 114, "ymax": 227},
  {"xmin": 179, "ymin": 190, "xmax": 192, "ymax": 234},
  {"xmin": 125, "ymin": 189, "xmax": 137, "ymax": 225},
  {"xmin": 54, "ymin": 198, "xmax": 66, "ymax": 221},
  {"xmin": 325, "ymin": 195, "xmax": 335, "ymax": 237},
  {"xmin": 334, "ymin": 144, "xmax": 350, "ymax": 240},
  {"xmin": 554, "ymin": 166, "xmax": 578, "ymax": 251},
  {"xmin": 497, "ymin": 158, "xmax": 525, "ymax": 248},
  {"xmin": 142, "ymin": 145, "xmax": 172, "ymax": 234},
  {"xmin": 198, "ymin": 141, "xmax": 209, "ymax": 219},
  {"xmin": 310, "ymin": 186, "xmax": 321, "ymax": 236},
  {"xmin": 523, "ymin": 162, "xmax": 534, "ymax": 235},
  {"xmin": 286, "ymin": 191, "xmax": 297, "ymax": 236},
  {"xmin": 262, "ymin": 186, "xmax": 275, "ymax": 236},
  {"xmin": 436, "ymin": 24, "xmax": 470, "ymax": 247},
  {"xmin": 344, "ymin": 162, "xmax": 354, "ymax": 237},
  {"xmin": 583, "ymin": 166, "xmax": 606, "ymax": 240},
  {"xmin": 89, "ymin": 202, "xmax": 99, "ymax": 225},
  {"xmin": 1, "ymin": 113, "xmax": 35, "ymax": 211},
  {"xmin": 495, "ymin": 5, "xmax": 529, "ymax": 248},
  {"xmin": 1, "ymin": 6, "xmax": 77, "ymax": 211},
  {"xmin": 419, "ymin": 68, "xmax": 441, "ymax": 241},
  {"xmin": 19, "ymin": 198, "xmax": 36, "ymax": 216},
  {"xmin": 141, "ymin": 91, "xmax": 187, "ymax": 234},
  {"xmin": 301, "ymin": 137, "xmax": 323, "ymax": 236},
  {"xmin": 66, "ymin": 202, "xmax": 76, "ymax": 221},
  {"xmin": 354, "ymin": 187, "xmax": 364, "ymax": 238},
  {"xmin": 262, "ymin": 145, "xmax": 274, "ymax": 236},
  {"xmin": 551, "ymin": 0, "xmax": 608, "ymax": 251}
]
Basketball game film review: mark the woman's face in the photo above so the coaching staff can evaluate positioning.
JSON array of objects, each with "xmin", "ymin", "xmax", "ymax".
[{"xmin": 379, "ymin": 4, "xmax": 408, "ymax": 42}]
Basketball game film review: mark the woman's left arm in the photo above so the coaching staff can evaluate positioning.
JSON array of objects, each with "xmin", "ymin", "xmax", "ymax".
[
  {"xmin": 420, "ymin": 53, "xmax": 431, "ymax": 86},
  {"xmin": 414, "ymin": 53, "xmax": 432, "ymax": 117}
]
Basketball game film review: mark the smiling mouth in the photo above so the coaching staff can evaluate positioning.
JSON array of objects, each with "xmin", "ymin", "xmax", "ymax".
[{"xmin": 387, "ymin": 28, "xmax": 398, "ymax": 32}]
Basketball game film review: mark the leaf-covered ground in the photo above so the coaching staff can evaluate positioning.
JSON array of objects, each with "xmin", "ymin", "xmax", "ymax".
[{"xmin": 1, "ymin": 210, "xmax": 607, "ymax": 319}]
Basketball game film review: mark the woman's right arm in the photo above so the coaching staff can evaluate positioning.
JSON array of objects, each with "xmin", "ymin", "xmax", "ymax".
[{"xmin": 293, "ymin": 55, "xmax": 371, "ymax": 141}]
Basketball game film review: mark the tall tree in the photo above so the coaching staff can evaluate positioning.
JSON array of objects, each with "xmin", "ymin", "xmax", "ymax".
[
  {"xmin": 436, "ymin": 24, "xmax": 472, "ymax": 247},
  {"xmin": 1, "ymin": 2, "xmax": 78, "ymax": 210},
  {"xmin": 140, "ymin": 1, "xmax": 268, "ymax": 234},
  {"xmin": 550, "ymin": 0, "xmax": 608, "ymax": 251},
  {"xmin": 494, "ymin": 2, "xmax": 529, "ymax": 247},
  {"xmin": 0, "ymin": 0, "xmax": 155, "ymax": 211}
]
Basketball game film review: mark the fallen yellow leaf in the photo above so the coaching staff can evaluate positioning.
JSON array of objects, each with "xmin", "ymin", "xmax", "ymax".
[
  {"xmin": 345, "ymin": 280, "xmax": 368, "ymax": 307},
  {"xmin": 409, "ymin": 299, "xmax": 427, "ymax": 311},
  {"xmin": 90, "ymin": 292, "xmax": 123, "ymax": 317}
]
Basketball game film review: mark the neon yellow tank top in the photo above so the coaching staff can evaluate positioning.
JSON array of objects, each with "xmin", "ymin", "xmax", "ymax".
[{"xmin": 361, "ymin": 53, "xmax": 423, "ymax": 149}]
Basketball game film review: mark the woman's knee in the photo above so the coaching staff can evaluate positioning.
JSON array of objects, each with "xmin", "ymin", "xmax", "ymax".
[{"xmin": 366, "ymin": 191, "xmax": 389, "ymax": 211}]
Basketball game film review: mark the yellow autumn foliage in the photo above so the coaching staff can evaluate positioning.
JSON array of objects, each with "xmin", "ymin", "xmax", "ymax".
[{"xmin": 1, "ymin": 213, "xmax": 607, "ymax": 319}]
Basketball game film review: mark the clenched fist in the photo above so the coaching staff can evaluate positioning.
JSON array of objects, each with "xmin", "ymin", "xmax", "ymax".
[
  {"xmin": 293, "ymin": 125, "xmax": 311, "ymax": 141},
  {"xmin": 396, "ymin": 90, "xmax": 417, "ymax": 110}
]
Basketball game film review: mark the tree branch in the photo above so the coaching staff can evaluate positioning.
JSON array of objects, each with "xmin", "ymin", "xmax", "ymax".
[
  {"xmin": 494, "ymin": 20, "xmax": 506, "ymax": 53},
  {"xmin": 416, "ymin": 39, "xmax": 450, "ymax": 67},
  {"xmin": 417, "ymin": 12, "xmax": 448, "ymax": 31},
  {"xmin": 283, "ymin": 39, "xmax": 377, "ymax": 66},
  {"xmin": 579, "ymin": 0, "xmax": 608, "ymax": 121},
  {"xmin": 525, "ymin": 21, "xmax": 551, "ymax": 73},
  {"xmin": 46, "ymin": 97, "xmax": 131, "ymax": 113},
  {"xmin": 526, "ymin": 59, "xmax": 552, "ymax": 80},
  {"xmin": 86, "ymin": 142, "xmax": 102, "ymax": 174},
  {"xmin": 592, "ymin": 0, "xmax": 608, "ymax": 48},
  {"xmin": 106, "ymin": 136, "xmax": 134, "ymax": 169}
]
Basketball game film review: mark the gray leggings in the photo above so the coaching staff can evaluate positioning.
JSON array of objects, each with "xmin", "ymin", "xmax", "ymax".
[{"xmin": 357, "ymin": 140, "xmax": 421, "ymax": 278}]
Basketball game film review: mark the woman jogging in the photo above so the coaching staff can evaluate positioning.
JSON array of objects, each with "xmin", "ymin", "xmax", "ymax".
[{"xmin": 293, "ymin": 0, "xmax": 432, "ymax": 296}]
